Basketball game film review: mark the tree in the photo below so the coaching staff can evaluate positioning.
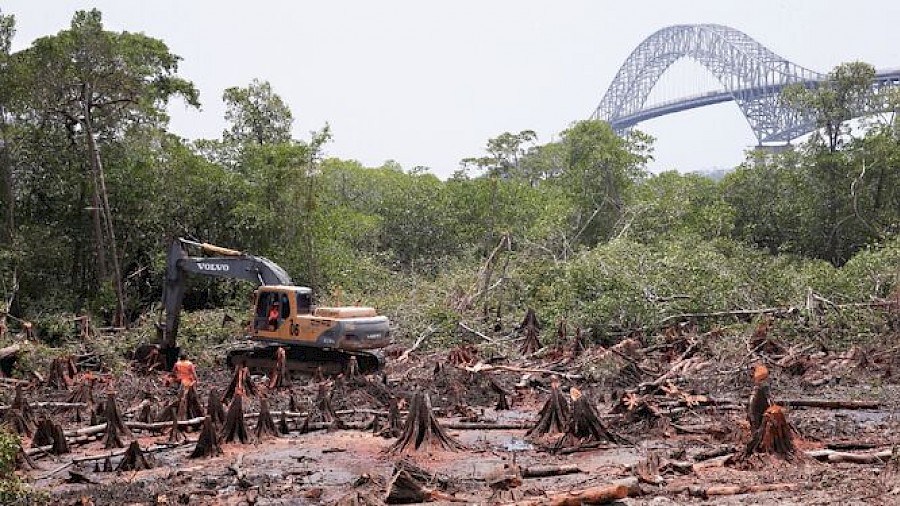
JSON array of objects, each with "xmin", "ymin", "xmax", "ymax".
[
  {"xmin": 223, "ymin": 79, "xmax": 293, "ymax": 147},
  {"xmin": 17, "ymin": 9, "xmax": 199, "ymax": 324},
  {"xmin": 0, "ymin": 10, "xmax": 15, "ymax": 242},
  {"xmin": 782, "ymin": 62, "xmax": 876, "ymax": 153},
  {"xmin": 554, "ymin": 120, "xmax": 652, "ymax": 248}
]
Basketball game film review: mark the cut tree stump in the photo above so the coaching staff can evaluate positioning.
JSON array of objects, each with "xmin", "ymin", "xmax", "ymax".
[
  {"xmin": 447, "ymin": 345, "xmax": 478, "ymax": 366},
  {"xmin": 255, "ymin": 397, "xmax": 279, "ymax": 440},
  {"xmin": 526, "ymin": 381, "xmax": 569, "ymax": 438},
  {"xmin": 385, "ymin": 459, "xmax": 455, "ymax": 504},
  {"xmin": 378, "ymin": 397, "xmax": 402, "ymax": 438},
  {"xmin": 747, "ymin": 364, "xmax": 771, "ymax": 435},
  {"xmin": 742, "ymin": 404, "xmax": 795, "ymax": 459},
  {"xmin": 32, "ymin": 418, "xmax": 69, "ymax": 455},
  {"xmin": 190, "ymin": 416, "xmax": 223, "ymax": 458},
  {"xmin": 101, "ymin": 392, "xmax": 131, "ymax": 449},
  {"xmin": 491, "ymin": 378, "xmax": 511, "ymax": 411},
  {"xmin": 570, "ymin": 327, "xmax": 587, "ymax": 356},
  {"xmin": 207, "ymin": 387, "xmax": 227, "ymax": 427},
  {"xmin": 310, "ymin": 383, "xmax": 343, "ymax": 429},
  {"xmin": 66, "ymin": 374, "xmax": 95, "ymax": 405},
  {"xmin": 179, "ymin": 385, "xmax": 205, "ymax": 420},
  {"xmin": 277, "ymin": 410, "xmax": 291, "ymax": 435},
  {"xmin": 555, "ymin": 388, "xmax": 626, "ymax": 450},
  {"xmin": 47, "ymin": 356, "xmax": 76, "ymax": 389},
  {"xmin": 520, "ymin": 324, "xmax": 542, "ymax": 355},
  {"xmin": 224, "ymin": 365, "xmax": 256, "ymax": 404},
  {"xmin": 267, "ymin": 347, "xmax": 290, "ymax": 389},
  {"xmin": 389, "ymin": 391, "xmax": 465, "ymax": 453},
  {"xmin": 4, "ymin": 385, "xmax": 35, "ymax": 436},
  {"xmin": 15, "ymin": 444, "xmax": 36, "ymax": 471},
  {"xmin": 167, "ymin": 409, "xmax": 186, "ymax": 443},
  {"xmin": 222, "ymin": 393, "xmax": 251, "ymax": 444},
  {"xmin": 116, "ymin": 441, "xmax": 154, "ymax": 471}
]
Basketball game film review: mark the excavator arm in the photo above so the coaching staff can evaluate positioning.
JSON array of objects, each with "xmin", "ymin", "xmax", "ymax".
[{"xmin": 158, "ymin": 238, "xmax": 292, "ymax": 362}]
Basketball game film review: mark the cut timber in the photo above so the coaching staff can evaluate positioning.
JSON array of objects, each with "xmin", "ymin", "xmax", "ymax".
[
  {"xmin": 674, "ymin": 482, "xmax": 798, "ymax": 498},
  {"xmin": 806, "ymin": 449, "xmax": 893, "ymax": 464},
  {"xmin": 222, "ymin": 393, "xmax": 251, "ymax": 444},
  {"xmin": 32, "ymin": 418, "xmax": 69, "ymax": 455},
  {"xmin": 521, "ymin": 464, "xmax": 581, "ymax": 478},
  {"xmin": 389, "ymin": 391, "xmax": 465, "ymax": 453},
  {"xmin": 190, "ymin": 416, "xmax": 223, "ymax": 458},
  {"xmin": 207, "ymin": 387, "xmax": 227, "ymax": 427},
  {"xmin": 555, "ymin": 389, "xmax": 626, "ymax": 450},
  {"xmin": 777, "ymin": 399, "xmax": 880, "ymax": 410},
  {"xmin": 267, "ymin": 347, "xmax": 290, "ymax": 389},
  {"xmin": 116, "ymin": 441, "xmax": 154, "ymax": 471},
  {"xmin": 526, "ymin": 382, "xmax": 569, "ymax": 438},
  {"xmin": 511, "ymin": 483, "xmax": 630, "ymax": 505},
  {"xmin": 255, "ymin": 397, "xmax": 279, "ymax": 440},
  {"xmin": 743, "ymin": 404, "xmax": 795, "ymax": 459},
  {"xmin": 101, "ymin": 392, "xmax": 131, "ymax": 449},
  {"xmin": 463, "ymin": 362, "xmax": 583, "ymax": 381}
]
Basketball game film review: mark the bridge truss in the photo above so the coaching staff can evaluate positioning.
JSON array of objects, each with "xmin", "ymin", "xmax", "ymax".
[{"xmin": 591, "ymin": 24, "xmax": 898, "ymax": 143}]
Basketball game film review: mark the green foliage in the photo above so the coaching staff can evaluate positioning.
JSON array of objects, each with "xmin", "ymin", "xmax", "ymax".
[{"xmin": 0, "ymin": 427, "xmax": 46, "ymax": 504}]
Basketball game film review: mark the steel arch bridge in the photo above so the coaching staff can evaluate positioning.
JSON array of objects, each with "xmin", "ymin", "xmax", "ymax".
[{"xmin": 591, "ymin": 24, "xmax": 900, "ymax": 143}]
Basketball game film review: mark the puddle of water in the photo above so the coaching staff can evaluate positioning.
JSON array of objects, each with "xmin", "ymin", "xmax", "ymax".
[{"xmin": 503, "ymin": 437, "xmax": 533, "ymax": 452}]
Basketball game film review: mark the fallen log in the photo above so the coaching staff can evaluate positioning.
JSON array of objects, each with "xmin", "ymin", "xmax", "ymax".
[
  {"xmin": 462, "ymin": 362, "xmax": 582, "ymax": 381},
  {"xmin": 806, "ymin": 449, "xmax": 893, "ymax": 464},
  {"xmin": 775, "ymin": 399, "xmax": 880, "ymax": 410},
  {"xmin": 672, "ymin": 482, "xmax": 797, "ymax": 498},
  {"xmin": 444, "ymin": 422, "xmax": 532, "ymax": 430},
  {"xmin": 521, "ymin": 464, "xmax": 581, "ymax": 478},
  {"xmin": 510, "ymin": 481, "xmax": 632, "ymax": 505}
]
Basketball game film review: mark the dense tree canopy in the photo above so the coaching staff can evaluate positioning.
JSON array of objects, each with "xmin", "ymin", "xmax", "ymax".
[{"xmin": 0, "ymin": 8, "xmax": 898, "ymax": 348}]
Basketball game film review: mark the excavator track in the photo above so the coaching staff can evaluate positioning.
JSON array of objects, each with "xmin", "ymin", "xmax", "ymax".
[{"xmin": 225, "ymin": 342, "xmax": 384, "ymax": 376}]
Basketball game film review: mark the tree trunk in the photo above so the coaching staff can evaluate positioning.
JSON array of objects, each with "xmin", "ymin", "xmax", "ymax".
[{"xmin": 82, "ymin": 94, "xmax": 125, "ymax": 327}]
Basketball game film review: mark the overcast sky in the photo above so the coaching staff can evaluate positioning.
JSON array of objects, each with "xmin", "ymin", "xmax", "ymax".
[{"xmin": 5, "ymin": 1, "xmax": 899, "ymax": 177}]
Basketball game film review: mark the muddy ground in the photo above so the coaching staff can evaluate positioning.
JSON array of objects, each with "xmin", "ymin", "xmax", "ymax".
[{"xmin": 11, "ymin": 328, "xmax": 900, "ymax": 505}]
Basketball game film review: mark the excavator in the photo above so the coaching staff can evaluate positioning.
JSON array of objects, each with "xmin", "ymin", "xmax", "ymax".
[{"xmin": 153, "ymin": 238, "xmax": 391, "ymax": 375}]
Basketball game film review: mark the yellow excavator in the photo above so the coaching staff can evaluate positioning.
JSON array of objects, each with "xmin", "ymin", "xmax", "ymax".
[{"xmin": 154, "ymin": 238, "xmax": 391, "ymax": 374}]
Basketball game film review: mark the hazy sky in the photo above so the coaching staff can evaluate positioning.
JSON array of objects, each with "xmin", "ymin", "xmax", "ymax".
[{"xmin": 5, "ymin": 1, "xmax": 899, "ymax": 177}]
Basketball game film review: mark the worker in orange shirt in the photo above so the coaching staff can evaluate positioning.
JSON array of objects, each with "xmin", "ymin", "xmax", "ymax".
[
  {"xmin": 172, "ymin": 353, "xmax": 198, "ymax": 388},
  {"xmin": 268, "ymin": 301, "xmax": 281, "ymax": 330}
]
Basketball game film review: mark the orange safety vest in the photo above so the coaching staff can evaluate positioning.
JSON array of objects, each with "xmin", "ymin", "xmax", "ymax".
[
  {"xmin": 173, "ymin": 360, "xmax": 197, "ymax": 387},
  {"xmin": 268, "ymin": 307, "xmax": 279, "ymax": 323}
]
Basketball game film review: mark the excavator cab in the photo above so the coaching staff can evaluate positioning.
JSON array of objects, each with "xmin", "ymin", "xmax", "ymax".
[{"xmin": 252, "ymin": 286, "xmax": 312, "ymax": 332}]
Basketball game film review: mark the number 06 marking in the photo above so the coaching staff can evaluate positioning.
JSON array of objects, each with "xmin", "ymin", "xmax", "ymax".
[{"xmin": 290, "ymin": 323, "xmax": 300, "ymax": 336}]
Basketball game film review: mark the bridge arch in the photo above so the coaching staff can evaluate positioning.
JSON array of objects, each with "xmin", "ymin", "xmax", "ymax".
[{"xmin": 593, "ymin": 24, "xmax": 823, "ymax": 142}]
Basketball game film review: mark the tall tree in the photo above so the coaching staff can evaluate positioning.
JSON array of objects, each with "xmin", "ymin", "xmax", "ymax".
[
  {"xmin": 0, "ymin": 10, "xmax": 15, "ymax": 243},
  {"xmin": 223, "ymin": 79, "xmax": 294, "ymax": 147},
  {"xmin": 17, "ymin": 9, "xmax": 199, "ymax": 325}
]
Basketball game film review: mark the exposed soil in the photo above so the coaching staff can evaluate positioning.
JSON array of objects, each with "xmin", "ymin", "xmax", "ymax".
[{"xmin": 10, "ymin": 327, "xmax": 900, "ymax": 505}]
